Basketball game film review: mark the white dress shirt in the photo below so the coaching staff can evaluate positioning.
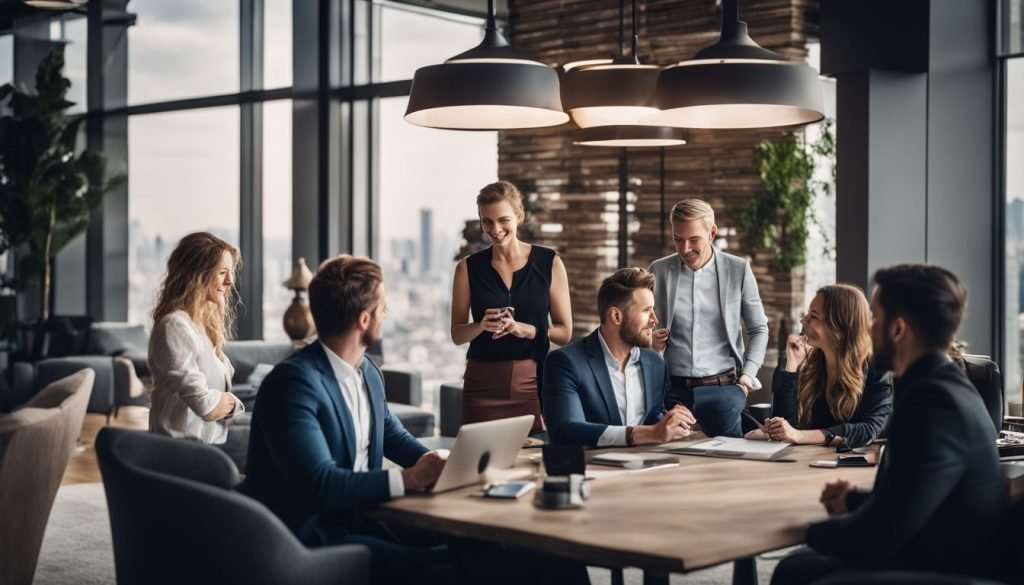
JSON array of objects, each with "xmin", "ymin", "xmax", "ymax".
[
  {"xmin": 320, "ymin": 343, "xmax": 404, "ymax": 498},
  {"xmin": 596, "ymin": 330, "xmax": 646, "ymax": 447},
  {"xmin": 148, "ymin": 311, "xmax": 243, "ymax": 445},
  {"xmin": 667, "ymin": 251, "xmax": 735, "ymax": 378}
]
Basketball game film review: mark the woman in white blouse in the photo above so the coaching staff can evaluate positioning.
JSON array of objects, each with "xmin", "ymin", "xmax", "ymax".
[{"xmin": 148, "ymin": 232, "xmax": 244, "ymax": 444}]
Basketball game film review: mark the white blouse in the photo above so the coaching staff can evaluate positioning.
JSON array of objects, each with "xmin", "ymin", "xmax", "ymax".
[{"xmin": 147, "ymin": 311, "xmax": 243, "ymax": 444}]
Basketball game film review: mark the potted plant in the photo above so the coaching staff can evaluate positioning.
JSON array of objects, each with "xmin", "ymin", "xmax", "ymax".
[
  {"xmin": 735, "ymin": 122, "xmax": 835, "ymax": 272},
  {"xmin": 0, "ymin": 49, "xmax": 124, "ymax": 358}
]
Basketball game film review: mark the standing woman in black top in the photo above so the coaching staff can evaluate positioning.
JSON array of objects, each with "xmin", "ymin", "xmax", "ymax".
[
  {"xmin": 450, "ymin": 181, "xmax": 572, "ymax": 432},
  {"xmin": 747, "ymin": 284, "xmax": 892, "ymax": 448}
]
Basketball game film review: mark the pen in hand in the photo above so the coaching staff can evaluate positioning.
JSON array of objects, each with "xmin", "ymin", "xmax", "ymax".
[{"xmin": 741, "ymin": 410, "xmax": 774, "ymax": 441}]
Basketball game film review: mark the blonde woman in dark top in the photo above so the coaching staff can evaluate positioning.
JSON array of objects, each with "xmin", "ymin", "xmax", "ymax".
[
  {"xmin": 450, "ymin": 181, "xmax": 572, "ymax": 432},
  {"xmin": 747, "ymin": 284, "xmax": 892, "ymax": 448}
]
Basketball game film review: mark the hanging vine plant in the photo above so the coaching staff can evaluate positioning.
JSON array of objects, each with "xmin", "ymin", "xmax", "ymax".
[{"xmin": 736, "ymin": 122, "xmax": 835, "ymax": 272}]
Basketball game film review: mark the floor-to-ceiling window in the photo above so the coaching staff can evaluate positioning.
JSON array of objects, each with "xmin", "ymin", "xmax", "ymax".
[
  {"xmin": 1002, "ymin": 0, "xmax": 1023, "ymax": 414},
  {"xmin": 375, "ymin": 4, "xmax": 497, "ymax": 404},
  {"xmin": 127, "ymin": 107, "xmax": 241, "ymax": 325},
  {"xmin": 119, "ymin": 1, "xmax": 290, "ymax": 338}
]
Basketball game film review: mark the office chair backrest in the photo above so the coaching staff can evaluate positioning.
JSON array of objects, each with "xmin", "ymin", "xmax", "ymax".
[{"xmin": 963, "ymin": 354, "xmax": 1003, "ymax": 436}]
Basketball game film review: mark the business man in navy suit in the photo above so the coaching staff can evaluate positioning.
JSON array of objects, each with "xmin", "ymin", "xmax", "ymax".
[
  {"xmin": 243, "ymin": 255, "xmax": 448, "ymax": 584},
  {"xmin": 244, "ymin": 255, "xmax": 590, "ymax": 585},
  {"xmin": 544, "ymin": 268, "xmax": 696, "ymax": 447},
  {"xmin": 771, "ymin": 265, "xmax": 1006, "ymax": 585}
]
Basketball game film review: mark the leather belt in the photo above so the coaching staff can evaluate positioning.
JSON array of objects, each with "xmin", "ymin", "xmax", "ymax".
[{"xmin": 681, "ymin": 368, "xmax": 737, "ymax": 388}]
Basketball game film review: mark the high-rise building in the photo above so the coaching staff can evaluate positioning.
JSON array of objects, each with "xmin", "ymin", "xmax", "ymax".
[{"xmin": 420, "ymin": 208, "xmax": 433, "ymax": 275}]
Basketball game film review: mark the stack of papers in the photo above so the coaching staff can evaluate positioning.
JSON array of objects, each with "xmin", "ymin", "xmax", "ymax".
[{"xmin": 660, "ymin": 437, "xmax": 792, "ymax": 461}]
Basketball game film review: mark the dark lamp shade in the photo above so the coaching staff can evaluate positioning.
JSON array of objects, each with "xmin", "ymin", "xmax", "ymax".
[
  {"xmin": 574, "ymin": 125, "xmax": 687, "ymax": 147},
  {"xmin": 650, "ymin": 59, "xmax": 824, "ymax": 129},
  {"xmin": 561, "ymin": 64, "xmax": 660, "ymax": 128},
  {"xmin": 405, "ymin": 61, "xmax": 568, "ymax": 130}
]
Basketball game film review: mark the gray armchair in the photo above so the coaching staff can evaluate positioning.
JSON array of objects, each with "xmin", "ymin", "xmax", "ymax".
[
  {"xmin": 96, "ymin": 427, "xmax": 371, "ymax": 585},
  {"xmin": 0, "ymin": 369, "xmax": 94, "ymax": 585}
]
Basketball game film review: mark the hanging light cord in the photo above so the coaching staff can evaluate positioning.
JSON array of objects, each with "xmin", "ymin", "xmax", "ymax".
[
  {"xmin": 631, "ymin": 0, "xmax": 639, "ymax": 61},
  {"xmin": 486, "ymin": 0, "xmax": 496, "ymax": 31}
]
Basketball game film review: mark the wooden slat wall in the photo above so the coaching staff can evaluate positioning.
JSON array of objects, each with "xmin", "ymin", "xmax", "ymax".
[{"xmin": 502, "ymin": 0, "xmax": 819, "ymax": 369}]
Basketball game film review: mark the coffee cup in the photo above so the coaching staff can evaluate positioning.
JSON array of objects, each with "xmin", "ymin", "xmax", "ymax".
[{"xmin": 749, "ymin": 403, "xmax": 772, "ymax": 423}]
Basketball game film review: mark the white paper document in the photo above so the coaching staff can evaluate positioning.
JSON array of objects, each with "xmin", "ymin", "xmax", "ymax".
[{"xmin": 659, "ymin": 437, "xmax": 792, "ymax": 461}]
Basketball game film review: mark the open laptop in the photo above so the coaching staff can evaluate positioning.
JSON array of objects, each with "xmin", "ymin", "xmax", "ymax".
[{"xmin": 429, "ymin": 414, "xmax": 534, "ymax": 493}]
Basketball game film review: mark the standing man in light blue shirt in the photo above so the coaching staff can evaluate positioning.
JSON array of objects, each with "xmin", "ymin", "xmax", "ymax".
[
  {"xmin": 648, "ymin": 199, "xmax": 769, "ymax": 437},
  {"xmin": 543, "ymin": 267, "xmax": 696, "ymax": 447}
]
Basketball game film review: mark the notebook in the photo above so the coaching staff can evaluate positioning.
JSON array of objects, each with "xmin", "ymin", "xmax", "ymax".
[
  {"xmin": 589, "ymin": 452, "xmax": 679, "ymax": 469},
  {"xmin": 661, "ymin": 437, "xmax": 792, "ymax": 461}
]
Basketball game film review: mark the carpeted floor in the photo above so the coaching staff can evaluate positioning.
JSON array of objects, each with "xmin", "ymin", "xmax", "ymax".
[{"xmin": 36, "ymin": 483, "xmax": 786, "ymax": 584}]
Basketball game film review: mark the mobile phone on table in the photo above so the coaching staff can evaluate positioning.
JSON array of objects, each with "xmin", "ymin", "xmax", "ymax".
[
  {"xmin": 483, "ymin": 480, "xmax": 535, "ymax": 499},
  {"xmin": 809, "ymin": 460, "xmax": 839, "ymax": 468}
]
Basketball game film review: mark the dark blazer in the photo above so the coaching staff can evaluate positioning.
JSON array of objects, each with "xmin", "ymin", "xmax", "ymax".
[
  {"xmin": 807, "ymin": 353, "xmax": 1006, "ymax": 577},
  {"xmin": 771, "ymin": 358, "xmax": 892, "ymax": 448},
  {"xmin": 241, "ymin": 342, "xmax": 427, "ymax": 546},
  {"xmin": 542, "ymin": 330, "xmax": 669, "ymax": 447}
]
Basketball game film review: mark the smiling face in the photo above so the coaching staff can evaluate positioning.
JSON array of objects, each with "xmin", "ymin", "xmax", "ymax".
[
  {"xmin": 672, "ymin": 219, "xmax": 717, "ymax": 271},
  {"xmin": 617, "ymin": 288, "xmax": 658, "ymax": 349},
  {"xmin": 799, "ymin": 293, "xmax": 833, "ymax": 351},
  {"xmin": 479, "ymin": 200, "xmax": 521, "ymax": 248},
  {"xmin": 207, "ymin": 250, "xmax": 235, "ymax": 306}
]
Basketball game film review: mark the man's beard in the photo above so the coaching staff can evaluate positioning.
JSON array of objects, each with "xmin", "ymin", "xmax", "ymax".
[
  {"xmin": 619, "ymin": 317, "xmax": 653, "ymax": 349},
  {"xmin": 362, "ymin": 316, "xmax": 381, "ymax": 348},
  {"xmin": 871, "ymin": 333, "xmax": 895, "ymax": 373}
]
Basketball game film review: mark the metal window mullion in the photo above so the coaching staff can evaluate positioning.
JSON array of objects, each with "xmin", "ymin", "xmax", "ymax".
[{"xmin": 239, "ymin": 0, "xmax": 265, "ymax": 339}]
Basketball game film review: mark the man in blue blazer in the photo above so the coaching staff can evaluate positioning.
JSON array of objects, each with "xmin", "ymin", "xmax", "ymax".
[
  {"xmin": 544, "ymin": 268, "xmax": 696, "ymax": 447},
  {"xmin": 243, "ymin": 255, "xmax": 447, "ymax": 584}
]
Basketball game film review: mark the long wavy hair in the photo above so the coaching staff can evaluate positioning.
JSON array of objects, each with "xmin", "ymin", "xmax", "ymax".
[
  {"xmin": 151, "ymin": 232, "xmax": 241, "ymax": 357},
  {"xmin": 797, "ymin": 284, "xmax": 872, "ymax": 426}
]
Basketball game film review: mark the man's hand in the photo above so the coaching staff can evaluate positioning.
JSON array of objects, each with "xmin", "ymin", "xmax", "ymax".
[
  {"xmin": 401, "ymin": 451, "xmax": 446, "ymax": 493},
  {"xmin": 763, "ymin": 416, "xmax": 805, "ymax": 444},
  {"xmin": 651, "ymin": 327, "xmax": 670, "ymax": 352},
  {"xmin": 784, "ymin": 334, "xmax": 808, "ymax": 372},
  {"xmin": 737, "ymin": 374, "xmax": 754, "ymax": 397},
  {"xmin": 819, "ymin": 479, "xmax": 852, "ymax": 516},
  {"xmin": 634, "ymin": 405, "xmax": 696, "ymax": 444}
]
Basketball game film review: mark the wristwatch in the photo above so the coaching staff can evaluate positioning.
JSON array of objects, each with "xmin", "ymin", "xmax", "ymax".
[{"xmin": 821, "ymin": 429, "xmax": 835, "ymax": 447}]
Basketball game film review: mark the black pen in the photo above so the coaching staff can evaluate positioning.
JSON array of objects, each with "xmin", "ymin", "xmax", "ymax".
[{"xmin": 741, "ymin": 410, "xmax": 773, "ymax": 441}]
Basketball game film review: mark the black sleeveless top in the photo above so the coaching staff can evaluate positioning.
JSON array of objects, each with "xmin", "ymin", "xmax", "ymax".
[{"xmin": 466, "ymin": 245, "xmax": 556, "ymax": 363}]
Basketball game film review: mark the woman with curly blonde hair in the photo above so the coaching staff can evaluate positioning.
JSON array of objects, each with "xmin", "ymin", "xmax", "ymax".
[
  {"xmin": 749, "ymin": 284, "xmax": 893, "ymax": 448},
  {"xmin": 148, "ymin": 232, "xmax": 244, "ymax": 444}
]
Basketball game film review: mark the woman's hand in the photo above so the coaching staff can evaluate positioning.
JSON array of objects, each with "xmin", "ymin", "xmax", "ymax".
[
  {"xmin": 784, "ymin": 333, "xmax": 808, "ymax": 372},
  {"xmin": 744, "ymin": 429, "xmax": 769, "ymax": 441},
  {"xmin": 764, "ymin": 416, "xmax": 805, "ymax": 444},
  {"xmin": 480, "ymin": 308, "xmax": 507, "ymax": 334},
  {"xmin": 492, "ymin": 311, "xmax": 535, "ymax": 340}
]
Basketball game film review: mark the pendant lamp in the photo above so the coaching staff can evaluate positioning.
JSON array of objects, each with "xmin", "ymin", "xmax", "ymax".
[
  {"xmin": 404, "ymin": 0, "xmax": 568, "ymax": 130},
  {"xmin": 23, "ymin": 0, "xmax": 86, "ymax": 9},
  {"xmin": 648, "ymin": 0, "xmax": 824, "ymax": 129},
  {"xmin": 560, "ymin": 0, "xmax": 686, "ymax": 147}
]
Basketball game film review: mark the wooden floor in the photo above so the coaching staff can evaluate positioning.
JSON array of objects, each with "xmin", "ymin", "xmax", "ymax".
[{"xmin": 62, "ymin": 406, "xmax": 149, "ymax": 485}]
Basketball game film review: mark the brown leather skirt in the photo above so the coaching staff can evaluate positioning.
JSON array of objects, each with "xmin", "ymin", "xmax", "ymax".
[{"xmin": 462, "ymin": 359, "xmax": 544, "ymax": 432}]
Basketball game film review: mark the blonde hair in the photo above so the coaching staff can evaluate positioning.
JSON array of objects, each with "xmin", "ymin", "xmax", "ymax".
[
  {"xmin": 670, "ymin": 199, "xmax": 715, "ymax": 229},
  {"xmin": 797, "ymin": 284, "xmax": 872, "ymax": 426},
  {"xmin": 477, "ymin": 180, "xmax": 525, "ymax": 223},
  {"xmin": 152, "ymin": 232, "xmax": 241, "ymax": 357}
]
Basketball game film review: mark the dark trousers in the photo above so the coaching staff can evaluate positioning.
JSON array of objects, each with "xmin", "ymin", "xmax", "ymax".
[
  {"xmin": 325, "ymin": 516, "xmax": 590, "ymax": 585},
  {"xmin": 325, "ymin": 517, "xmax": 452, "ymax": 585},
  {"xmin": 449, "ymin": 536, "xmax": 591, "ymax": 585},
  {"xmin": 770, "ymin": 548, "xmax": 844, "ymax": 585},
  {"xmin": 667, "ymin": 380, "xmax": 746, "ymax": 438}
]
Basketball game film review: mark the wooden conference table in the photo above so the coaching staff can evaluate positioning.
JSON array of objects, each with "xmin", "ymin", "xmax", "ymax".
[{"xmin": 372, "ymin": 439, "xmax": 878, "ymax": 583}]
